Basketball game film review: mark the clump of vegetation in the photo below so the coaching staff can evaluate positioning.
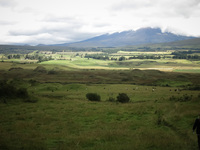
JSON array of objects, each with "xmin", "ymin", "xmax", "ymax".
[
  {"xmin": 169, "ymin": 94, "xmax": 193, "ymax": 102},
  {"xmin": 0, "ymin": 80, "xmax": 37, "ymax": 103},
  {"xmin": 86, "ymin": 93, "xmax": 101, "ymax": 101},
  {"xmin": 117, "ymin": 93, "xmax": 130, "ymax": 103}
]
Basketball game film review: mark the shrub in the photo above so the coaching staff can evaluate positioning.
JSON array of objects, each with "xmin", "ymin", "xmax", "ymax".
[
  {"xmin": 117, "ymin": 93, "xmax": 130, "ymax": 103},
  {"xmin": 86, "ymin": 93, "xmax": 101, "ymax": 101},
  {"xmin": 0, "ymin": 80, "xmax": 33, "ymax": 103},
  {"xmin": 0, "ymin": 81, "xmax": 17, "ymax": 99}
]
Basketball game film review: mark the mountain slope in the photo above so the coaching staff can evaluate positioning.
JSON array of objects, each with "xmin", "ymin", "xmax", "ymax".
[
  {"xmin": 134, "ymin": 37, "xmax": 200, "ymax": 49},
  {"xmin": 160, "ymin": 38, "xmax": 200, "ymax": 48},
  {"xmin": 60, "ymin": 27, "xmax": 195, "ymax": 47}
]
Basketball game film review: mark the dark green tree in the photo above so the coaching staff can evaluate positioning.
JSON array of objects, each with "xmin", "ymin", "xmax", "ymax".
[
  {"xmin": 86, "ymin": 93, "xmax": 101, "ymax": 101},
  {"xmin": 117, "ymin": 93, "xmax": 130, "ymax": 103},
  {"xmin": 119, "ymin": 56, "xmax": 126, "ymax": 61}
]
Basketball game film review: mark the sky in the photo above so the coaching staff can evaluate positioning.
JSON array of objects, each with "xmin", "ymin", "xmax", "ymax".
[{"xmin": 0, "ymin": 0, "xmax": 200, "ymax": 45}]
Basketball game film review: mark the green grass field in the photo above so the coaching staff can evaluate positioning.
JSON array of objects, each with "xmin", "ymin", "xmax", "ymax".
[
  {"xmin": 39, "ymin": 57, "xmax": 200, "ymax": 73},
  {"xmin": 0, "ymin": 82, "xmax": 200, "ymax": 150}
]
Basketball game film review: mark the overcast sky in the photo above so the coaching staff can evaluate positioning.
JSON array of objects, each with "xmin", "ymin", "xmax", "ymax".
[{"xmin": 0, "ymin": 0, "xmax": 200, "ymax": 45}]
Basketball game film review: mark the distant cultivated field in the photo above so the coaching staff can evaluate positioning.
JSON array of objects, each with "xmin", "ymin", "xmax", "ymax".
[
  {"xmin": 39, "ymin": 56, "xmax": 200, "ymax": 73},
  {"xmin": 2, "ymin": 49, "xmax": 200, "ymax": 73}
]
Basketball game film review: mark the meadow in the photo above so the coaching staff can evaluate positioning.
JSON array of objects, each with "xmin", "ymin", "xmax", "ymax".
[
  {"xmin": 0, "ymin": 50, "xmax": 200, "ymax": 149},
  {"xmin": 0, "ymin": 81, "xmax": 200, "ymax": 150}
]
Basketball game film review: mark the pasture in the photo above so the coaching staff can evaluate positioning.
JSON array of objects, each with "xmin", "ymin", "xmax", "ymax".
[{"xmin": 0, "ymin": 81, "xmax": 200, "ymax": 150}]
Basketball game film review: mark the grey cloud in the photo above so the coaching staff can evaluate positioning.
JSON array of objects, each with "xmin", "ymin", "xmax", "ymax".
[
  {"xmin": 173, "ymin": 0, "xmax": 200, "ymax": 18},
  {"xmin": 41, "ymin": 15, "xmax": 84, "ymax": 30},
  {"xmin": 9, "ymin": 18, "xmax": 83, "ymax": 36},
  {"xmin": 111, "ymin": 0, "xmax": 153, "ymax": 11},
  {"xmin": 93, "ymin": 23, "xmax": 110, "ymax": 28},
  {"xmin": 8, "ymin": 15, "xmax": 108, "ymax": 45},
  {"xmin": 24, "ymin": 31, "xmax": 98, "ymax": 45},
  {"xmin": 17, "ymin": 7, "xmax": 41, "ymax": 14},
  {"xmin": 0, "ymin": 0, "xmax": 17, "ymax": 7},
  {"xmin": 9, "ymin": 29, "xmax": 40, "ymax": 36},
  {"xmin": 43, "ymin": 16, "xmax": 78, "ymax": 23},
  {"xmin": 8, "ymin": 25, "xmax": 99, "ymax": 45},
  {"xmin": 0, "ymin": 20, "xmax": 15, "ymax": 25},
  {"xmin": 111, "ymin": 0, "xmax": 200, "ymax": 18},
  {"xmin": 23, "ymin": 36, "xmax": 67, "ymax": 45},
  {"xmin": 41, "ymin": 15, "xmax": 84, "ymax": 29},
  {"xmin": 156, "ymin": 0, "xmax": 200, "ymax": 18}
]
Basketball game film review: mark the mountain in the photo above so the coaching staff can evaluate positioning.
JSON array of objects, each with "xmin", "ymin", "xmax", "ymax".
[{"xmin": 58, "ymin": 27, "xmax": 196, "ymax": 47}]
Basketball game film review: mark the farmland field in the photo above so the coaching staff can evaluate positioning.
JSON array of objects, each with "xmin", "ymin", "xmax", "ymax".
[
  {"xmin": 0, "ymin": 49, "xmax": 200, "ymax": 149},
  {"xmin": 40, "ymin": 57, "xmax": 200, "ymax": 72}
]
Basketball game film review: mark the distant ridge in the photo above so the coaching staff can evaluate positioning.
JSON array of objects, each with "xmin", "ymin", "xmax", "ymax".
[{"xmin": 56, "ymin": 27, "xmax": 196, "ymax": 47}]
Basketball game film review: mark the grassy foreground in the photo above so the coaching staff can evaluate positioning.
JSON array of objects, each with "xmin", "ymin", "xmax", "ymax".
[{"xmin": 0, "ymin": 82, "xmax": 200, "ymax": 150}]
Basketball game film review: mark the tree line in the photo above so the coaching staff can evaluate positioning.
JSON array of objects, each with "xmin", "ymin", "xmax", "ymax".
[
  {"xmin": 84, "ymin": 54, "xmax": 109, "ymax": 60},
  {"xmin": 5, "ymin": 53, "xmax": 54, "ymax": 63},
  {"xmin": 172, "ymin": 52, "xmax": 200, "ymax": 60}
]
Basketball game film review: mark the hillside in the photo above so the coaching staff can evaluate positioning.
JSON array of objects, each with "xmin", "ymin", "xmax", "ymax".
[
  {"xmin": 159, "ymin": 38, "xmax": 200, "ymax": 48},
  {"xmin": 59, "ymin": 27, "xmax": 195, "ymax": 47},
  {"xmin": 128, "ymin": 38, "xmax": 200, "ymax": 50}
]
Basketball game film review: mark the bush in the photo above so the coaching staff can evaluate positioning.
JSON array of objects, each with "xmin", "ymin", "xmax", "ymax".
[
  {"xmin": 86, "ymin": 93, "xmax": 101, "ymax": 101},
  {"xmin": 0, "ymin": 80, "xmax": 33, "ymax": 103},
  {"xmin": 117, "ymin": 93, "xmax": 130, "ymax": 103},
  {"xmin": 0, "ymin": 81, "xmax": 17, "ymax": 99}
]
